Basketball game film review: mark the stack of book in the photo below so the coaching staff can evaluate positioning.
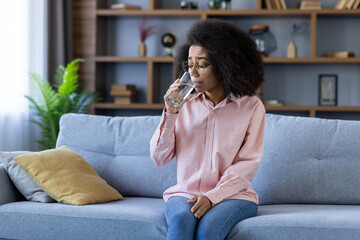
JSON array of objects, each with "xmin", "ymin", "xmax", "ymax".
[
  {"xmin": 300, "ymin": 0, "xmax": 322, "ymax": 9},
  {"xmin": 335, "ymin": 0, "xmax": 360, "ymax": 9},
  {"xmin": 324, "ymin": 51, "xmax": 355, "ymax": 58},
  {"xmin": 110, "ymin": 84, "xmax": 136, "ymax": 104},
  {"xmin": 263, "ymin": 100, "xmax": 283, "ymax": 106},
  {"xmin": 110, "ymin": 3, "xmax": 141, "ymax": 10}
]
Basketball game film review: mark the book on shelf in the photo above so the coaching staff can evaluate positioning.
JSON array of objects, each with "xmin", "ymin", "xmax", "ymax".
[
  {"xmin": 264, "ymin": 100, "xmax": 283, "ymax": 106},
  {"xmin": 114, "ymin": 96, "xmax": 135, "ymax": 104},
  {"xmin": 323, "ymin": 51, "xmax": 355, "ymax": 58},
  {"xmin": 110, "ymin": 90, "xmax": 135, "ymax": 96},
  {"xmin": 335, "ymin": 0, "xmax": 348, "ymax": 9},
  {"xmin": 352, "ymin": 0, "xmax": 360, "ymax": 8},
  {"xmin": 110, "ymin": 3, "xmax": 141, "ymax": 10},
  {"xmin": 111, "ymin": 84, "xmax": 136, "ymax": 91},
  {"xmin": 280, "ymin": 0, "xmax": 287, "ymax": 9},
  {"xmin": 265, "ymin": 0, "xmax": 273, "ymax": 10},
  {"xmin": 300, "ymin": 0, "xmax": 322, "ymax": 9},
  {"xmin": 265, "ymin": 0, "xmax": 281, "ymax": 9},
  {"xmin": 110, "ymin": 84, "xmax": 136, "ymax": 97},
  {"xmin": 346, "ymin": 0, "xmax": 356, "ymax": 8},
  {"xmin": 274, "ymin": 0, "xmax": 282, "ymax": 9}
]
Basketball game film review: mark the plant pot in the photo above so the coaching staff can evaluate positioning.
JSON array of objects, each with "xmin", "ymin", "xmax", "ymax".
[{"xmin": 138, "ymin": 41, "xmax": 147, "ymax": 57}]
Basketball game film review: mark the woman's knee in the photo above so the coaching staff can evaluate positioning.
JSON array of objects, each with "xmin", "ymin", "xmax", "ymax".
[
  {"xmin": 167, "ymin": 209, "xmax": 198, "ymax": 240},
  {"xmin": 196, "ymin": 218, "xmax": 219, "ymax": 240}
]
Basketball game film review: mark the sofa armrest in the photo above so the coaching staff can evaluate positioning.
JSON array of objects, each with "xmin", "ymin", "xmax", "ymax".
[{"xmin": 0, "ymin": 164, "xmax": 21, "ymax": 205}]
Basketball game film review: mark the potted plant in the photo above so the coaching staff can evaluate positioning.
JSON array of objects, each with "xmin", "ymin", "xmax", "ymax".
[{"xmin": 25, "ymin": 58, "xmax": 100, "ymax": 150}]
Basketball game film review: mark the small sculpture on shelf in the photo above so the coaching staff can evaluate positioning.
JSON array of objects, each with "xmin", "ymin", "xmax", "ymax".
[
  {"xmin": 208, "ymin": 0, "xmax": 221, "ymax": 9},
  {"xmin": 161, "ymin": 33, "xmax": 176, "ymax": 57},
  {"xmin": 208, "ymin": 0, "xmax": 231, "ymax": 9}
]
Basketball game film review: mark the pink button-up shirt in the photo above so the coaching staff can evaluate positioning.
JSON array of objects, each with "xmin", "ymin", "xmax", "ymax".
[{"xmin": 150, "ymin": 92, "xmax": 265, "ymax": 205}]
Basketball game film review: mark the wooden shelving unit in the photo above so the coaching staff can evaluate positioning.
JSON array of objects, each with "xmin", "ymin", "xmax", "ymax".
[
  {"xmin": 95, "ymin": 56, "xmax": 174, "ymax": 63},
  {"xmin": 73, "ymin": 0, "xmax": 360, "ymax": 118}
]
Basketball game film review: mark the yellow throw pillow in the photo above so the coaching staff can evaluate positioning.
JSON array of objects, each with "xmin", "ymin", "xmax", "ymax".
[{"xmin": 15, "ymin": 146, "xmax": 123, "ymax": 205}]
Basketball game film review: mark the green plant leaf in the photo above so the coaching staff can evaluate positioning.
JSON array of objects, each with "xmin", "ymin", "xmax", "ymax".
[
  {"xmin": 58, "ymin": 58, "xmax": 84, "ymax": 96},
  {"xmin": 70, "ymin": 92, "xmax": 101, "ymax": 113},
  {"xmin": 25, "ymin": 58, "xmax": 99, "ymax": 150},
  {"xmin": 27, "ymin": 73, "xmax": 58, "ymax": 112},
  {"xmin": 54, "ymin": 65, "xmax": 66, "ymax": 89}
]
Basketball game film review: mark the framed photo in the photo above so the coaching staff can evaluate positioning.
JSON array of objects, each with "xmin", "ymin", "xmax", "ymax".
[{"xmin": 319, "ymin": 74, "xmax": 338, "ymax": 106}]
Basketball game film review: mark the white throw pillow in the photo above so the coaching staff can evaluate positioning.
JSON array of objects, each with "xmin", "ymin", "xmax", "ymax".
[{"xmin": 0, "ymin": 151, "xmax": 55, "ymax": 203}]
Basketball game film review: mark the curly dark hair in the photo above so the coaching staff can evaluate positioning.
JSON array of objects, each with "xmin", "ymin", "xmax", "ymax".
[{"xmin": 173, "ymin": 18, "xmax": 264, "ymax": 97}]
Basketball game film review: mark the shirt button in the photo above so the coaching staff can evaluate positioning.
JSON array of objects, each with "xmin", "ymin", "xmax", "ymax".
[
  {"xmin": 208, "ymin": 132, "xmax": 211, "ymax": 135},
  {"xmin": 207, "ymin": 153, "xmax": 210, "ymax": 157},
  {"xmin": 203, "ymin": 175, "xmax": 208, "ymax": 179}
]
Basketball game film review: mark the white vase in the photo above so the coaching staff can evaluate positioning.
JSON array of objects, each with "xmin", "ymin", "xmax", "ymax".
[{"xmin": 287, "ymin": 41, "xmax": 297, "ymax": 58}]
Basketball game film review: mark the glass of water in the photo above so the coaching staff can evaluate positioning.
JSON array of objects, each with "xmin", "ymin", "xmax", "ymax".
[{"xmin": 167, "ymin": 72, "xmax": 195, "ymax": 109}]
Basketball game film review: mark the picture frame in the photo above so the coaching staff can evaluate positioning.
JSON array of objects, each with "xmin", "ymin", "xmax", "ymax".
[{"xmin": 318, "ymin": 74, "xmax": 338, "ymax": 106}]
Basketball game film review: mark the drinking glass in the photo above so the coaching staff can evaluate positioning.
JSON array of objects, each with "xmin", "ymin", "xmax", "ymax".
[{"xmin": 166, "ymin": 72, "xmax": 195, "ymax": 109}]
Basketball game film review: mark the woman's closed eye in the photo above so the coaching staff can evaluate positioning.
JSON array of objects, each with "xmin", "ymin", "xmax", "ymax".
[{"xmin": 188, "ymin": 62, "xmax": 210, "ymax": 69}]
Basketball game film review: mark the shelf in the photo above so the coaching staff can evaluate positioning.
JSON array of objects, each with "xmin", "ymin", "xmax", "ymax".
[
  {"xmin": 95, "ymin": 56, "xmax": 360, "ymax": 64},
  {"xmin": 263, "ymin": 57, "xmax": 360, "ymax": 63},
  {"xmin": 96, "ymin": 9, "xmax": 203, "ymax": 16},
  {"xmin": 96, "ymin": 9, "xmax": 360, "ymax": 17},
  {"xmin": 265, "ymin": 106, "xmax": 360, "ymax": 111},
  {"xmin": 265, "ymin": 106, "xmax": 360, "ymax": 117},
  {"xmin": 95, "ymin": 56, "xmax": 174, "ymax": 63},
  {"xmin": 94, "ymin": 103, "xmax": 360, "ymax": 114}
]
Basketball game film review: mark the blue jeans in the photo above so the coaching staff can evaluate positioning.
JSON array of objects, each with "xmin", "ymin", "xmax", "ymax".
[{"xmin": 165, "ymin": 196, "xmax": 258, "ymax": 240}]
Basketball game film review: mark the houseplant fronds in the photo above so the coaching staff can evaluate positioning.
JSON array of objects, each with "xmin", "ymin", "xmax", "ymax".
[{"xmin": 26, "ymin": 58, "xmax": 99, "ymax": 150}]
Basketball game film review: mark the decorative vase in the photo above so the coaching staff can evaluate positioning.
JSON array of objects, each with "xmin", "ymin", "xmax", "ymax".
[
  {"xmin": 138, "ymin": 41, "xmax": 147, "ymax": 57},
  {"xmin": 287, "ymin": 40, "xmax": 297, "ymax": 58},
  {"xmin": 249, "ymin": 25, "xmax": 277, "ymax": 57},
  {"xmin": 220, "ymin": 0, "xmax": 231, "ymax": 10},
  {"xmin": 208, "ymin": 0, "xmax": 221, "ymax": 9}
]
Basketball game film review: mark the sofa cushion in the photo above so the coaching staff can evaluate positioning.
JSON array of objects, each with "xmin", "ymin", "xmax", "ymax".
[
  {"xmin": 228, "ymin": 204, "xmax": 360, "ymax": 240},
  {"xmin": 0, "ymin": 164, "xmax": 24, "ymax": 204},
  {"xmin": 252, "ymin": 114, "xmax": 360, "ymax": 205},
  {"xmin": 0, "ymin": 151, "xmax": 54, "ymax": 203},
  {"xmin": 56, "ymin": 114, "xmax": 177, "ymax": 198},
  {"xmin": 15, "ymin": 146, "xmax": 123, "ymax": 205},
  {"xmin": 0, "ymin": 197, "xmax": 167, "ymax": 240}
]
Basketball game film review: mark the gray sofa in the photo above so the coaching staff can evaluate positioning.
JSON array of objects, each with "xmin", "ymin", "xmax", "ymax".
[{"xmin": 1, "ymin": 113, "xmax": 360, "ymax": 240}]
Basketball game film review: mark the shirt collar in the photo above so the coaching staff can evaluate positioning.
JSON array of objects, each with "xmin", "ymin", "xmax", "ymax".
[{"xmin": 189, "ymin": 92, "xmax": 241, "ymax": 106}]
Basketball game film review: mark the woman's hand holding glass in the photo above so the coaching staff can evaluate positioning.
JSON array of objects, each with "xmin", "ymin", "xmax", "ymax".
[
  {"xmin": 164, "ymin": 78, "xmax": 182, "ymax": 114},
  {"xmin": 164, "ymin": 72, "xmax": 194, "ymax": 113}
]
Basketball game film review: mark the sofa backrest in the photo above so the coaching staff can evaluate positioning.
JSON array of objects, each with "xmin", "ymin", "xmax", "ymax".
[
  {"xmin": 58, "ymin": 113, "xmax": 360, "ymax": 204},
  {"xmin": 252, "ymin": 114, "xmax": 360, "ymax": 205},
  {"xmin": 57, "ymin": 113, "xmax": 176, "ymax": 198}
]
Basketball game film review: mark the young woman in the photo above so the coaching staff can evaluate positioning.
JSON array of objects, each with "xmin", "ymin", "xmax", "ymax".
[{"xmin": 150, "ymin": 19, "xmax": 265, "ymax": 240}]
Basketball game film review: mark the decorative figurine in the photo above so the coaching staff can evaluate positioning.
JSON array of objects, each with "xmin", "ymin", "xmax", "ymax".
[{"xmin": 161, "ymin": 33, "xmax": 176, "ymax": 57}]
